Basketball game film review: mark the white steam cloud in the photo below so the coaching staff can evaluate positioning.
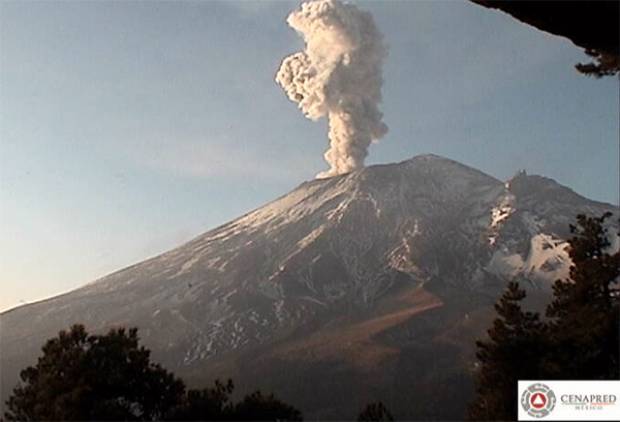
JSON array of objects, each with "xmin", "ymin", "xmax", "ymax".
[{"xmin": 276, "ymin": 0, "xmax": 388, "ymax": 178}]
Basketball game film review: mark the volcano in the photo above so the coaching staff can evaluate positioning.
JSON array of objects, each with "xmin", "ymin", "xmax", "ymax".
[{"xmin": 1, "ymin": 154, "xmax": 617, "ymax": 419}]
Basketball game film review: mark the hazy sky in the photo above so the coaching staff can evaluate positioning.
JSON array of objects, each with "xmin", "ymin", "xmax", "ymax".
[{"xmin": 1, "ymin": 0, "xmax": 618, "ymax": 312}]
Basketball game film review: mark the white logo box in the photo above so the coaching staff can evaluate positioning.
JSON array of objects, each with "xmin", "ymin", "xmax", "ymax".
[{"xmin": 518, "ymin": 380, "xmax": 620, "ymax": 421}]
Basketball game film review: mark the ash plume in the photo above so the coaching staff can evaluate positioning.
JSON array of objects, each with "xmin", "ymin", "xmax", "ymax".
[{"xmin": 276, "ymin": 0, "xmax": 388, "ymax": 178}]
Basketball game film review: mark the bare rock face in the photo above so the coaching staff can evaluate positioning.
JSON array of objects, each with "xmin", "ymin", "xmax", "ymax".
[{"xmin": 1, "ymin": 155, "xmax": 617, "ymax": 419}]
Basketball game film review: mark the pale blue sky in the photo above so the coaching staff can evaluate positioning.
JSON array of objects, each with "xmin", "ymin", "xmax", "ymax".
[{"xmin": 1, "ymin": 0, "xmax": 618, "ymax": 312}]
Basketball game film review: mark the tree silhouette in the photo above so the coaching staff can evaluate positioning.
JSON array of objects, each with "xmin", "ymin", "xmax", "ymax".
[
  {"xmin": 231, "ymin": 390, "xmax": 303, "ymax": 421},
  {"xmin": 5, "ymin": 325, "xmax": 303, "ymax": 421},
  {"xmin": 468, "ymin": 282, "xmax": 547, "ymax": 421},
  {"xmin": 470, "ymin": 1, "xmax": 619, "ymax": 77},
  {"xmin": 357, "ymin": 401, "xmax": 394, "ymax": 421},
  {"xmin": 4, "ymin": 324, "xmax": 185, "ymax": 421},
  {"xmin": 165, "ymin": 380, "xmax": 302, "ymax": 421},
  {"xmin": 575, "ymin": 49, "xmax": 620, "ymax": 78},
  {"xmin": 469, "ymin": 212, "xmax": 620, "ymax": 420},
  {"xmin": 164, "ymin": 379, "xmax": 234, "ymax": 421},
  {"xmin": 545, "ymin": 212, "xmax": 620, "ymax": 379}
]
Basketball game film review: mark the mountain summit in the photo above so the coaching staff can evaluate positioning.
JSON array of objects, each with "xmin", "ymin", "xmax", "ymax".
[{"xmin": 1, "ymin": 155, "xmax": 617, "ymax": 419}]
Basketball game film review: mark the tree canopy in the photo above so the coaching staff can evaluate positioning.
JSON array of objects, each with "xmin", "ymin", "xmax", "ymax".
[
  {"xmin": 467, "ymin": 282, "xmax": 548, "ymax": 420},
  {"xmin": 357, "ymin": 401, "xmax": 395, "ymax": 422},
  {"xmin": 469, "ymin": 212, "xmax": 620, "ymax": 420},
  {"xmin": 4, "ymin": 325, "xmax": 302, "ymax": 421},
  {"xmin": 165, "ymin": 380, "xmax": 303, "ymax": 421},
  {"xmin": 4, "ymin": 325, "xmax": 185, "ymax": 421},
  {"xmin": 546, "ymin": 212, "xmax": 620, "ymax": 380}
]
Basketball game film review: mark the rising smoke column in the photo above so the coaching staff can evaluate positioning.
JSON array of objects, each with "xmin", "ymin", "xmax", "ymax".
[{"xmin": 276, "ymin": 0, "xmax": 388, "ymax": 178}]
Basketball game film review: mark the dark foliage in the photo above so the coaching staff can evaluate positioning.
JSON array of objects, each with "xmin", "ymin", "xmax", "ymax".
[
  {"xmin": 4, "ymin": 324, "xmax": 185, "ymax": 421},
  {"xmin": 469, "ymin": 213, "xmax": 620, "ymax": 420},
  {"xmin": 5, "ymin": 325, "xmax": 303, "ymax": 421},
  {"xmin": 468, "ymin": 282, "xmax": 548, "ymax": 421},
  {"xmin": 545, "ymin": 213, "xmax": 620, "ymax": 379},
  {"xmin": 575, "ymin": 49, "xmax": 620, "ymax": 78},
  {"xmin": 471, "ymin": 1, "xmax": 619, "ymax": 77},
  {"xmin": 231, "ymin": 390, "xmax": 303, "ymax": 421},
  {"xmin": 165, "ymin": 379, "xmax": 234, "ymax": 421},
  {"xmin": 165, "ymin": 380, "xmax": 302, "ymax": 421},
  {"xmin": 358, "ymin": 401, "xmax": 394, "ymax": 422}
]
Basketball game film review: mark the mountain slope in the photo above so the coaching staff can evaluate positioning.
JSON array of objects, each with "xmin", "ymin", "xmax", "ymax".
[{"xmin": 1, "ymin": 154, "xmax": 617, "ymax": 419}]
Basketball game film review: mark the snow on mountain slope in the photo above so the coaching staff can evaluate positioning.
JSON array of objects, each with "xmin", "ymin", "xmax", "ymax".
[{"xmin": 1, "ymin": 155, "xmax": 617, "ymax": 419}]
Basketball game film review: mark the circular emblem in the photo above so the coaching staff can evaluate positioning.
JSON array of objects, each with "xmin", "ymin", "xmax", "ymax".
[{"xmin": 521, "ymin": 383, "xmax": 556, "ymax": 418}]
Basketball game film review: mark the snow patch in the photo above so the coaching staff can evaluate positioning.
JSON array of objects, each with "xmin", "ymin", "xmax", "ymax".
[
  {"xmin": 485, "ymin": 233, "xmax": 570, "ymax": 284},
  {"xmin": 523, "ymin": 234, "xmax": 570, "ymax": 281},
  {"xmin": 488, "ymin": 191, "xmax": 515, "ymax": 245}
]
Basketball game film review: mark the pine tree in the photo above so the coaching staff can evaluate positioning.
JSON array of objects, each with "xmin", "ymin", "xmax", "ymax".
[
  {"xmin": 469, "ymin": 212, "xmax": 619, "ymax": 420},
  {"xmin": 545, "ymin": 213, "xmax": 620, "ymax": 379},
  {"xmin": 468, "ymin": 282, "xmax": 547, "ymax": 421},
  {"xmin": 357, "ymin": 401, "xmax": 394, "ymax": 422}
]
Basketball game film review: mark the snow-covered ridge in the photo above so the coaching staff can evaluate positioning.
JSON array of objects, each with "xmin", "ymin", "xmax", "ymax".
[{"xmin": 1, "ymin": 154, "xmax": 617, "ymax": 393}]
